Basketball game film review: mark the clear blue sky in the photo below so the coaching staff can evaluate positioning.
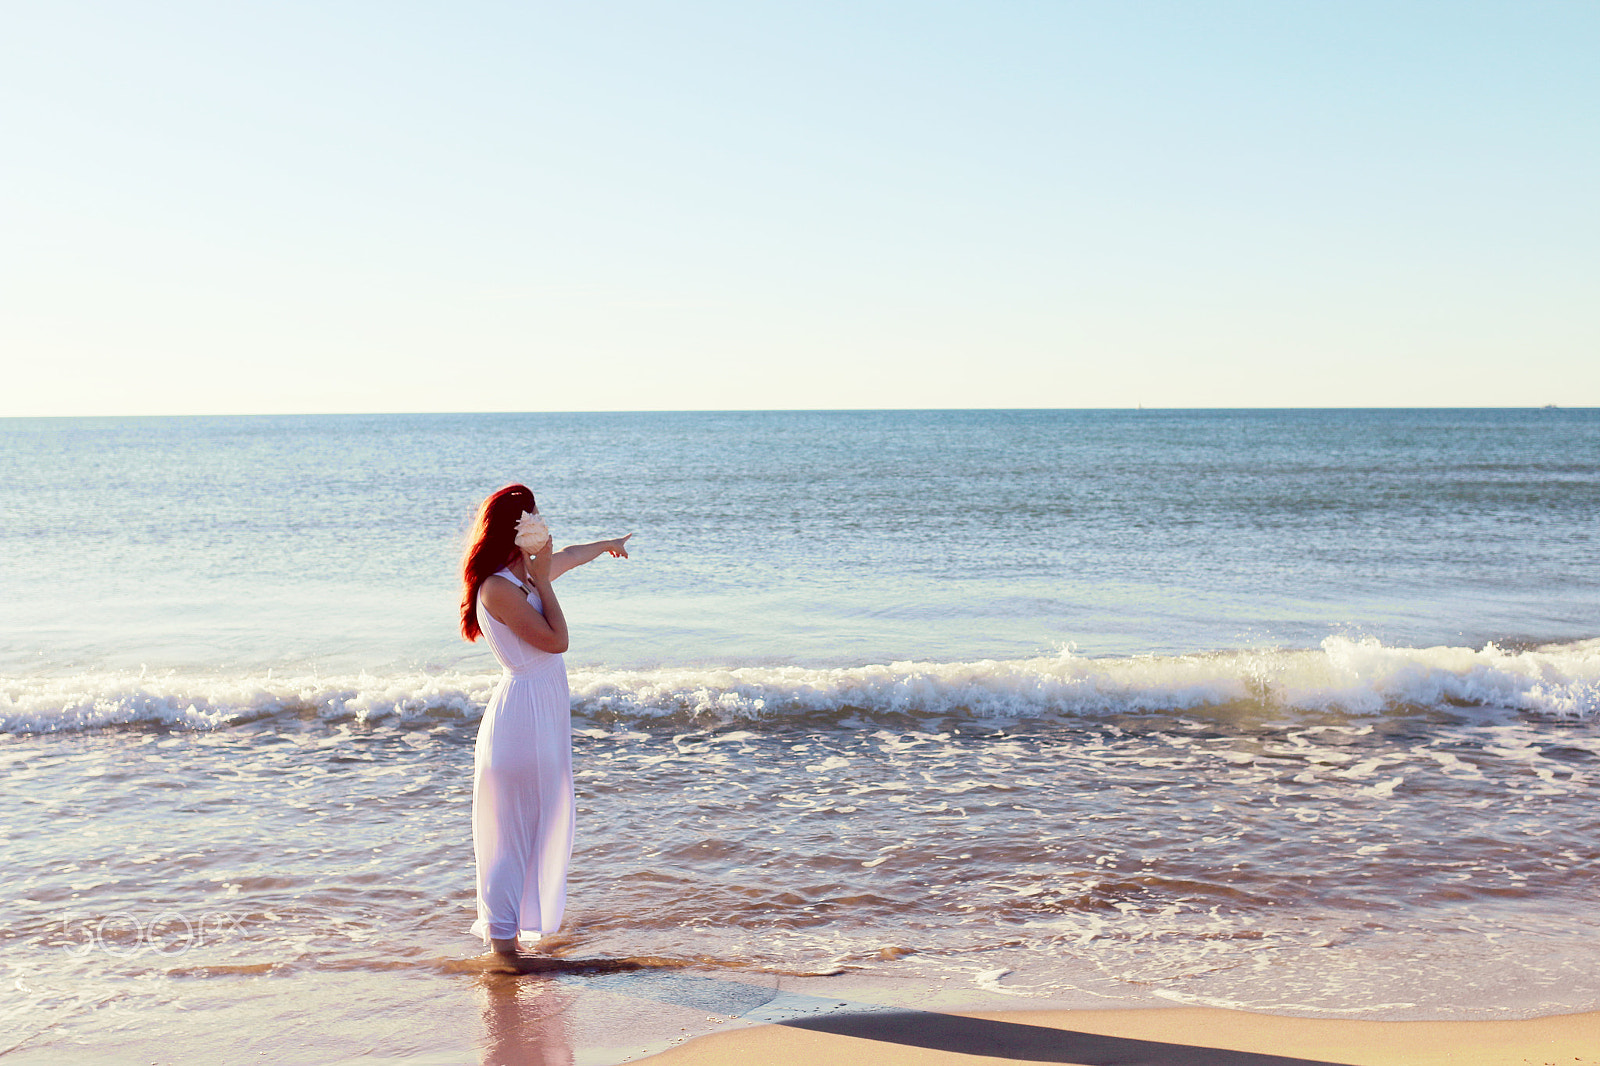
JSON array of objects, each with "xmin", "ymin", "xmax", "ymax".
[{"xmin": 3, "ymin": 1, "xmax": 1596, "ymax": 415}]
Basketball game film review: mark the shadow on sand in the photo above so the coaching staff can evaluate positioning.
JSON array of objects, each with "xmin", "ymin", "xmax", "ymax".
[
  {"xmin": 524, "ymin": 967, "xmax": 1358, "ymax": 1066},
  {"xmin": 781, "ymin": 1008, "xmax": 1355, "ymax": 1066}
]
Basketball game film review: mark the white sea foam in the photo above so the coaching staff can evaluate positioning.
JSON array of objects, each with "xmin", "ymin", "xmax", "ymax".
[
  {"xmin": 567, "ymin": 636, "xmax": 1600, "ymax": 723},
  {"xmin": 0, "ymin": 670, "xmax": 501, "ymax": 734},
  {"xmin": 3, "ymin": 636, "xmax": 1597, "ymax": 734}
]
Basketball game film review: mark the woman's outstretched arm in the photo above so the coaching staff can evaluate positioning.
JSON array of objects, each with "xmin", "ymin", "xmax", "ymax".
[{"xmin": 551, "ymin": 534, "xmax": 632, "ymax": 580}]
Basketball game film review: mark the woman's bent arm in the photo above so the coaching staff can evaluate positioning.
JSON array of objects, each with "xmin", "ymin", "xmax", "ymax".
[{"xmin": 480, "ymin": 575, "xmax": 569, "ymax": 653}]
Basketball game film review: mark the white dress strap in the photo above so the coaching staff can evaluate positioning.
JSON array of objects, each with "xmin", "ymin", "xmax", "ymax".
[{"xmin": 492, "ymin": 568, "xmax": 529, "ymax": 595}]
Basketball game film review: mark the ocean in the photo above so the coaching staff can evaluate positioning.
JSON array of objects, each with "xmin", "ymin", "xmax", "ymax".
[{"xmin": 3, "ymin": 409, "xmax": 1598, "ymax": 1063}]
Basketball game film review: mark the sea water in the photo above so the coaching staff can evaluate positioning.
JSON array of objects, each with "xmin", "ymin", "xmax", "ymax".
[{"xmin": 2, "ymin": 409, "xmax": 1598, "ymax": 1062}]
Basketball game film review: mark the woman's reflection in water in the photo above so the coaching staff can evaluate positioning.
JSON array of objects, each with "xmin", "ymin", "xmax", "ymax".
[{"xmin": 477, "ymin": 971, "xmax": 575, "ymax": 1066}]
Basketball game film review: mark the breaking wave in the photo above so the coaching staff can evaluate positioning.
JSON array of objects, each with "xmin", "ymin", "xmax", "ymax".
[{"xmin": 4, "ymin": 636, "xmax": 1598, "ymax": 735}]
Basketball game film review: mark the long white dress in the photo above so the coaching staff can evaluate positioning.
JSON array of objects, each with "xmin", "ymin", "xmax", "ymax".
[{"xmin": 471, "ymin": 569, "xmax": 574, "ymax": 944}]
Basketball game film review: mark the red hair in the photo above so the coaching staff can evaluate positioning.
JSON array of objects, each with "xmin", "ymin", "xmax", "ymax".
[{"xmin": 460, "ymin": 483, "xmax": 537, "ymax": 641}]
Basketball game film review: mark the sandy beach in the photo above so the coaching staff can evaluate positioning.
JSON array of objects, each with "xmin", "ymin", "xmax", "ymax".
[{"xmin": 640, "ymin": 1005, "xmax": 1600, "ymax": 1066}]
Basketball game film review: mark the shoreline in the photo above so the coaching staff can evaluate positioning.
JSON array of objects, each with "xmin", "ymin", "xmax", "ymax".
[{"xmin": 635, "ymin": 1004, "xmax": 1600, "ymax": 1065}]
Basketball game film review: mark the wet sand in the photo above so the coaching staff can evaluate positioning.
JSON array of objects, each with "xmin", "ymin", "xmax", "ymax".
[
  {"xmin": 3, "ymin": 950, "xmax": 1594, "ymax": 1064},
  {"xmin": 639, "ymin": 1005, "xmax": 1600, "ymax": 1066}
]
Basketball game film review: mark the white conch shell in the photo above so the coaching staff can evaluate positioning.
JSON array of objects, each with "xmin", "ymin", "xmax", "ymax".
[{"xmin": 514, "ymin": 511, "xmax": 550, "ymax": 552}]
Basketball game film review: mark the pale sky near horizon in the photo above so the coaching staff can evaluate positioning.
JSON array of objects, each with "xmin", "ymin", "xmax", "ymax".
[{"xmin": 2, "ymin": 2, "xmax": 1596, "ymax": 416}]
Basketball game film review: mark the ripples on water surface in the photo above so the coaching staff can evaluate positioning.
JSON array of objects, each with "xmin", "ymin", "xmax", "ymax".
[
  {"xmin": 6, "ymin": 658, "xmax": 1599, "ymax": 1057},
  {"xmin": 3, "ymin": 410, "xmax": 1599, "ymax": 1060},
  {"xmin": 5, "ymin": 408, "xmax": 1600, "ymax": 672}
]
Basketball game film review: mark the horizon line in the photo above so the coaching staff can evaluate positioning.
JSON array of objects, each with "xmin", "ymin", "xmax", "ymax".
[{"xmin": 1, "ymin": 404, "xmax": 1592, "ymax": 420}]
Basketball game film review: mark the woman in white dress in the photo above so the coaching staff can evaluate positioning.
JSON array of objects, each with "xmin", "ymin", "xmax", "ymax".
[{"xmin": 459, "ymin": 483, "xmax": 630, "ymax": 965}]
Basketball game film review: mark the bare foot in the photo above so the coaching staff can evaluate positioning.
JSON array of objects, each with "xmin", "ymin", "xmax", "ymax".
[
  {"xmin": 485, "ymin": 938, "xmax": 567, "ymax": 975},
  {"xmin": 487, "ymin": 937, "xmax": 524, "ymax": 974}
]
